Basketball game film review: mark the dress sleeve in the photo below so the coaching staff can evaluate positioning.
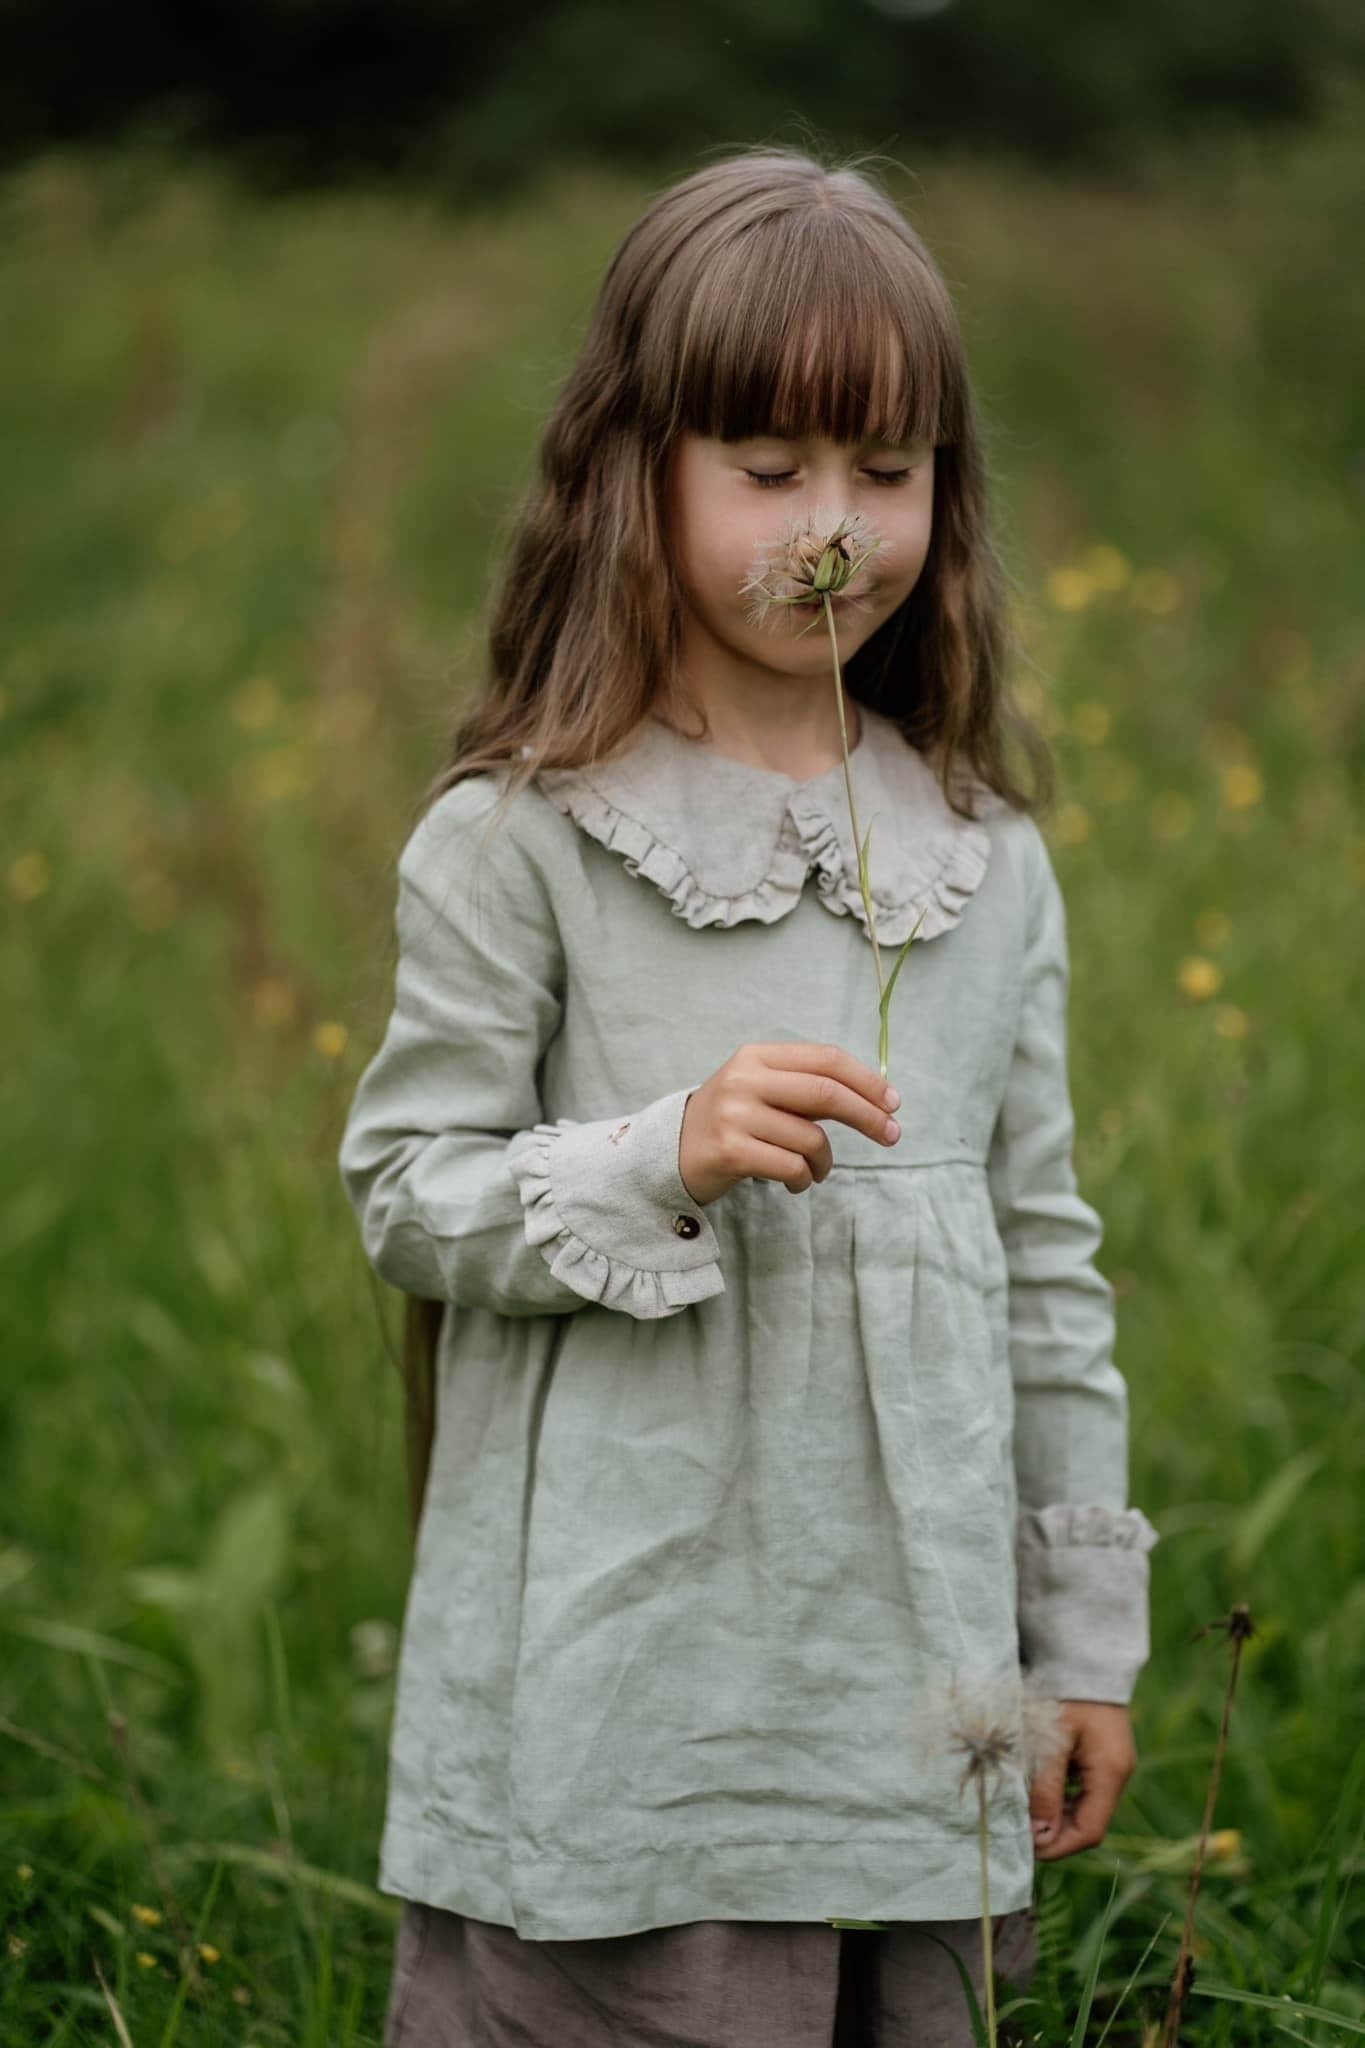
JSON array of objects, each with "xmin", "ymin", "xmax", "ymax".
[
  {"xmin": 338, "ymin": 782, "xmax": 726, "ymax": 1320},
  {"xmin": 986, "ymin": 822, "xmax": 1158, "ymax": 1704}
]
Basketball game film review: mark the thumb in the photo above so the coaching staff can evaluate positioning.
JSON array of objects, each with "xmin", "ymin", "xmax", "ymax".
[{"xmin": 1029, "ymin": 1745, "xmax": 1069, "ymax": 1849}]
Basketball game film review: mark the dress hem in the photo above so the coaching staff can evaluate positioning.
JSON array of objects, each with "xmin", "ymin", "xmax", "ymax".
[{"xmin": 377, "ymin": 1814, "xmax": 1036, "ymax": 1940}]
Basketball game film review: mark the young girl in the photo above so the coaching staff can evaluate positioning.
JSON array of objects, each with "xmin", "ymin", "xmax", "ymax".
[{"xmin": 339, "ymin": 147, "xmax": 1159, "ymax": 2047}]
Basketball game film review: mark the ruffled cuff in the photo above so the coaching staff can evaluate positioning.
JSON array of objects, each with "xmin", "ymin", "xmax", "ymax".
[
  {"xmin": 1016, "ymin": 1503, "xmax": 1159, "ymax": 1704},
  {"xmin": 505, "ymin": 1085, "xmax": 726, "ymax": 1319}
]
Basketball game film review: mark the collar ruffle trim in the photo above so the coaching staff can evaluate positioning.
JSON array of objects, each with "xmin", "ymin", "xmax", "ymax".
[{"xmin": 532, "ymin": 705, "xmax": 1001, "ymax": 945}]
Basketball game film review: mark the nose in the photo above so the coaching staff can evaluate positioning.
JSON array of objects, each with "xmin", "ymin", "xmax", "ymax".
[{"xmin": 803, "ymin": 463, "xmax": 856, "ymax": 515}]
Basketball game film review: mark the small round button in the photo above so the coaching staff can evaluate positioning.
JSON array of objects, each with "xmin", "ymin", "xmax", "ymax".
[{"xmin": 671, "ymin": 1213, "xmax": 701, "ymax": 1239}]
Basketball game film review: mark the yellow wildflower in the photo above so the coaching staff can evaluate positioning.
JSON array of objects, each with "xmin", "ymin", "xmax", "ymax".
[
  {"xmin": 252, "ymin": 977, "xmax": 300, "ymax": 1028},
  {"xmin": 131, "ymin": 1903, "xmax": 163, "ymax": 1926},
  {"xmin": 1179, "ymin": 956, "xmax": 1223, "ymax": 1000},
  {"xmin": 1072, "ymin": 701, "xmax": 1113, "ymax": 744},
  {"xmin": 1044, "ymin": 565, "xmax": 1093, "ymax": 611},
  {"xmin": 1219, "ymin": 762, "xmax": 1264, "ymax": 809},
  {"xmin": 1077, "ymin": 543, "xmax": 1130, "ymax": 592},
  {"xmin": 313, "ymin": 1020, "xmax": 348, "ymax": 1059},
  {"xmin": 8, "ymin": 850, "xmax": 50, "ymax": 901},
  {"xmin": 1054, "ymin": 802, "xmax": 1091, "ymax": 846}
]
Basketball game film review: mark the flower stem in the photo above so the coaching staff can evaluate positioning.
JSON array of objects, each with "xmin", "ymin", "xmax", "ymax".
[
  {"xmin": 821, "ymin": 591, "xmax": 889, "ymax": 1074},
  {"xmin": 1160, "ymin": 1608, "xmax": 1252, "ymax": 2048},
  {"xmin": 977, "ymin": 1775, "xmax": 997, "ymax": 2048}
]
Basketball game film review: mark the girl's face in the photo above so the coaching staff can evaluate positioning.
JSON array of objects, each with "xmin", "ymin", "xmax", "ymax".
[{"xmin": 663, "ymin": 430, "xmax": 935, "ymax": 682}]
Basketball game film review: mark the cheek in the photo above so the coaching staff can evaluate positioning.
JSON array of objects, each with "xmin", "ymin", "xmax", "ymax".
[
  {"xmin": 883, "ymin": 498, "xmax": 934, "ymax": 585},
  {"xmin": 687, "ymin": 518, "xmax": 758, "ymax": 611}
]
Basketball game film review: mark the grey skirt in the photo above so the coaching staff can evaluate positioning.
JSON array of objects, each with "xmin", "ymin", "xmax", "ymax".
[{"xmin": 383, "ymin": 1901, "xmax": 1037, "ymax": 2047}]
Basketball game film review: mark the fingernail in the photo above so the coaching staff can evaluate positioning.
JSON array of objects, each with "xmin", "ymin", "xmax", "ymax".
[
  {"xmin": 884, "ymin": 1119, "xmax": 900, "ymax": 1142},
  {"xmin": 883, "ymin": 1085, "xmax": 900, "ymax": 1109},
  {"xmin": 1032, "ymin": 1820, "xmax": 1053, "ymax": 1843}
]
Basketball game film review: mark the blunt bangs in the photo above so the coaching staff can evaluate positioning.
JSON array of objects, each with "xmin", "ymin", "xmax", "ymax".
[{"xmin": 635, "ymin": 206, "xmax": 964, "ymax": 454}]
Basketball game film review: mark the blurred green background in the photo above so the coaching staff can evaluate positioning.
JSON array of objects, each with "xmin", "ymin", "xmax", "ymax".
[
  {"xmin": 2, "ymin": 0, "xmax": 1365, "ymax": 192},
  {"xmin": 1, "ymin": 17, "xmax": 1363, "ymax": 2043}
]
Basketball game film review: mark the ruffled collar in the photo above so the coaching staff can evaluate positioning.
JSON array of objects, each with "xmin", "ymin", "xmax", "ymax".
[{"xmin": 533, "ymin": 703, "xmax": 1002, "ymax": 945}]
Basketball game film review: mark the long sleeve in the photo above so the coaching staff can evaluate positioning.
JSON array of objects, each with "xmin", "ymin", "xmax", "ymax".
[
  {"xmin": 338, "ymin": 780, "xmax": 726, "ymax": 1320},
  {"xmin": 987, "ymin": 822, "xmax": 1158, "ymax": 1703}
]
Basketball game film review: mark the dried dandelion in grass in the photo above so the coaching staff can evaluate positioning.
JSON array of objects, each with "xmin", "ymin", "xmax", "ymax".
[
  {"xmin": 916, "ymin": 1668, "xmax": 1070, "ymax": 2048},
  {"xmin": 739, "ymin": 505, "xmax": 923, "ymax": 1078},
  {"xmin": 1160, "ymin": 1602, "xmax": 1256, "ymax": 2048}
]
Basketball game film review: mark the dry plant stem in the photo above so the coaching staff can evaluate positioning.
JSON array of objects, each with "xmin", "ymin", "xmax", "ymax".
[
  {"xmin": 976, "ymin": 1774, "xmax": 997, "ymax": 2047},
  {"xmin": 0, "ymin": 1711, "xmax": 108, "ymax": 1783},
  {"xmin": 820, "ymin": 590, "xmax": 889, "ymax": 1073},
  {"xmin": 91, "ymin": 1952, "xmax": 136, "ymax": 2048},
  {"xmin": 1159, "ymin": 1605, "xmax": 1254, "ymax": 2048}
]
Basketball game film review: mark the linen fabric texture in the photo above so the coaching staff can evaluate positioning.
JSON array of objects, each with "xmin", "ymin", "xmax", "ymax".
[{"xmin": 338, "ymin": 703, "xmax": 1158, "ymax": 1940}]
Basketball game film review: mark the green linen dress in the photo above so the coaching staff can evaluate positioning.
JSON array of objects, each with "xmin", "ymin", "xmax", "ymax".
[{"xmin": 338, "ymin": 700, "xmax": 1159, "ymax": 1941}]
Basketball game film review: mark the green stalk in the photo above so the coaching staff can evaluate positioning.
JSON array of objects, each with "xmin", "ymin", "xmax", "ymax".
[
  {"xmin": 822, "ymin": 592, "xmax": 885, "ymax": 991},
  {"xmin": 977, "ymin": 1775, "xmax": 997, "ymax": 2048},
  {"xmin": 820, "ymin": 590, "xmax": 924, "ymax": 1079}
]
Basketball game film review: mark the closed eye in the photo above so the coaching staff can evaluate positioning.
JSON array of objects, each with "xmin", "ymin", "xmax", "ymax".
[{"xmin": 744, "ymin": 469, "xmax": 914, "ymax": 489}]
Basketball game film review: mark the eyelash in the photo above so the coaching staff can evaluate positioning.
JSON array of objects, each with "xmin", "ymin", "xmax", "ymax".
[{"xmin": 744, "ymin": 469, "xmax": 914, "ymax": 489}]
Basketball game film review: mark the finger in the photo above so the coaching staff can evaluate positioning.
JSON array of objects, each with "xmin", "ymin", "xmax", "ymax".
[
  {"xmin": 1029, "ymin": 1722, "xmax": 1077, "ymax": 1850},
  {"xmin": 738, "ymin": 1137, "xmax": 826, "ymax": 1194},
  {"xmin": 1040, "ymin": 1765, "xmax": 1128, "ymax": 1858},
  {"xmin": 760, "ymin": 1067, "xmax": 901, "ymax": 1147},
  {"xmin": 756, "ymin": 1042, "xmax": 899, "ymax": 1115},
  {"xmin": 1029, "ymin": 1753, "xmax": 1069, "ymax": 1849},
  {"xmin": 747, "ymin": 1106, "xmax": 837, "ymax": 1178}
]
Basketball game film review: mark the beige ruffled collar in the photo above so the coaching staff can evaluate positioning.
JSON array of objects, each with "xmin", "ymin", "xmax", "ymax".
[{"xmin": 532, "ymin": 703, "xmax": 1003, "ymax": 945}]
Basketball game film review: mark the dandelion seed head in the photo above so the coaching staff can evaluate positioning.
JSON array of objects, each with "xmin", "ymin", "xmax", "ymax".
[
  {"xmin": 915, "ymin": 1667, "xmax": 1069, "ymax": 1801},
  {"xmin": 739, "ymin": 504, "xmax": 888, "ymax": 631}
]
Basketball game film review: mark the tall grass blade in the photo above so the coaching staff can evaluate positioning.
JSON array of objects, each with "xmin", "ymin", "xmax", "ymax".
[
  {"xmin": 1190, "ymin": 1985, "xmax": 1365, "ymax": 2035},
  {"xmin": 1069, "ymin": 1868, "xmax": 1121, "ymax": 2048}
]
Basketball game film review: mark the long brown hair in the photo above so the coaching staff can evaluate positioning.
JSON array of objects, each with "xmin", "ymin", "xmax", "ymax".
[{"xmin": 394, "ymin": 143, "xmax": 1053, "ymax": 1537}]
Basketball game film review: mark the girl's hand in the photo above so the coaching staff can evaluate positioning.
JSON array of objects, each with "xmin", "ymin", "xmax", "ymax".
[
  {"xmin": 1029, "ymin": 1701, "xmax": 1138, "ymax": 1859},
  {"xmin": 679, "ymin": 1041, "xmax": 902, "ymax": 1206}
]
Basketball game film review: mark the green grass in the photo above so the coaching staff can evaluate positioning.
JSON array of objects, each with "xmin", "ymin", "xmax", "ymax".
[{"xmin": 2, "ymin": 104, "xmax": 1363, "ymax": 2042}]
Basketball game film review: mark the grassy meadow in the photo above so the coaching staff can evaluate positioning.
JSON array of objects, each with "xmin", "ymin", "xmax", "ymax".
[{"xmin": 2, "ymin": 103, "xmax": 1363, "ymax": 2043}]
